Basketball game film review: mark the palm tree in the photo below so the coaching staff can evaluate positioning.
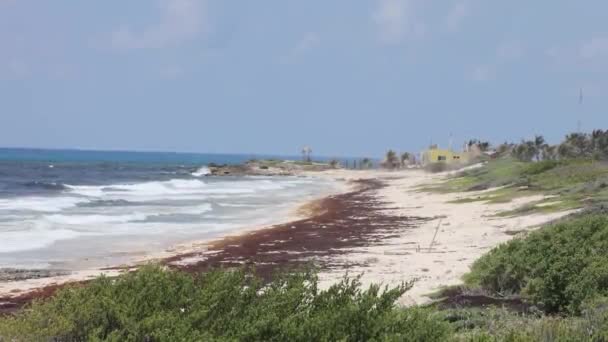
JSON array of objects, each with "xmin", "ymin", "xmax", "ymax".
[
  {"xmin": 543, "ymin": 145, "xmax": 558, "ymax": 161},
  {"xmin": 533, "ymin": 135, "xmax": 546, "ymax": 161},
  {"xmin": 558, "ymin": 143, "xmax": 573, "ymax": 159},
  {"xmin": 591, "ymin": 130, "xmax": 608, "ymax": 159},
  {"xmin": 497, "ymin": 142, "xmax": 512, "ymax": 156},
  {"xmin": 400, "ymin": 152, "xmax": 411, "ymax": 167},
  {"xmin": 525, "ymin": 140, "xmax": 537, "ymax": 161},
  {"xmin": 383, "ymin": 150, "xmax": 399, "ymax": 169},
  {"xmin": 512, "ymin": 141, "xmax": 535, "ymax": 162},
  {"xmin": 361, "ymin": 158, "xmax": 372, "ymax": 169},
  {"xmin": 478, "ymin": 141, "xmax": 491, "ymax": 152},
  {"xmin": 564, "ymin": 133, "xmax": 591, "ymax": 157}
]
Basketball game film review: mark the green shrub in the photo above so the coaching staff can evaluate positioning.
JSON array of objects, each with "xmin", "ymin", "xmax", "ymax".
[
  {"xmin": 426, "ymin": 162, "xmax": 450, "ymax": 173},
  {"xmin": 447, "ymin": 300, "xmax": 608, "ymax": 341},
  {"xmin": 0, "ymin": 266, "xmax": 451, "ymax": 341},
  {"xmin": 521, "ymin": 160, "xmax": 560, "ymax": 176},
  {"xmin": 465, "ymin": 214, "xmax": 608, "ymax": 314}
]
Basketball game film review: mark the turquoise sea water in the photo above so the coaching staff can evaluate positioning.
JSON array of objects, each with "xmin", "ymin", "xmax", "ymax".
[
  {"xmin": 0, "ymin": 147, "xmax": 293, "ymax": 164},
  {"xmin": 0, "ymin": 148, "xmax": 344, "ymax": 271}
]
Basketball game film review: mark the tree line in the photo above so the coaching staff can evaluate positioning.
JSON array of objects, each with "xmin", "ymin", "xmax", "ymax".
[{"xmin": 508, "ymin": 130, "xmax": 608, "ymax": 162}]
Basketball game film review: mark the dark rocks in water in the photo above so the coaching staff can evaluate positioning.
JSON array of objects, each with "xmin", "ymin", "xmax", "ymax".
[
  {"xmin": 208, "ymin": 164, "xmax": 249, "ymax": 176},
  {"xmin": 207, "ymin": 160, "xmax": 335, "ymax": 176},
  {"xmin": 0, "ymin": 268, "xmax": 71, "ymax": 282}
]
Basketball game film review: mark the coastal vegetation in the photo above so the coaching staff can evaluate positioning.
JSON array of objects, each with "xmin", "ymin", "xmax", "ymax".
[
  {"xmin": 0, "ymin": 266, "xmax": 450, "ymax": 341},
  {"xmin": 381, "ymin": 149, "xmax": 414, "ymax": 169},
  {"xmin": 4, "ymin": 242, "xmax": 608, "ymax": 341},
  {"xmin": 423, "ymin": 132, "xmax": 608, "ymax": 216},
  {"xmin": 510, "ymin": 130, "xmax": 608, "ymax": 162},
  {"xmin": 360, "ymin": 157, "xmax": 373, "ymax": 169},
  {"xmin": 465, "ymin": 212, "xmax": 608, "ymax": 314},
  {"xmin": 400, "ymin": 152, "xmax": 411, "ymax": 167},
  {"xmin": 431, "ymin": 209, "xmax": 608, "ymax": 341},
  {"xmin": 383, "ymin": 149, "xmax": 400, "ymax": 169}
]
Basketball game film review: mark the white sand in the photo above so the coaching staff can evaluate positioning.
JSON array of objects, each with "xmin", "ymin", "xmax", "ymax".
[{"xmin": 311, "ymin": 168, "xmax": 576, "ymax": 306}]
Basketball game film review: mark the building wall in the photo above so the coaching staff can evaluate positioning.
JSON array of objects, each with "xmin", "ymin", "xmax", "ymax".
[{"xmin": 422, "ymin": 148, "xmax": 467, "ymax": 165}]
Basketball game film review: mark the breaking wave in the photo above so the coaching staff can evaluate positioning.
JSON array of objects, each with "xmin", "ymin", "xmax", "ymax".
[{"xmin": 192, "ymin": 166, "xmax": 211, "ymax": 177}]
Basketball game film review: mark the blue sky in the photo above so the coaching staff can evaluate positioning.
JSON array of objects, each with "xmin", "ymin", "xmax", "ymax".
[{"xmin": 1, "ymin": 1, "xmax": 607, "ymax": 157}]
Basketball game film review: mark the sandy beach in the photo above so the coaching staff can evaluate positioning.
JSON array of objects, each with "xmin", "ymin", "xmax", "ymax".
[
  {"xmin": 0, "ymin": 168, "xmax": 576, "ymax": 312},
  {"xmin": 311, "ymin": 168, "xmax": 576, "ymax": 305}
]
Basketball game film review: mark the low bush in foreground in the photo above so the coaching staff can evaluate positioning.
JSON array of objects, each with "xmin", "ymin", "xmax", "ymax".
[
  {"xmin": 444, "ymin": 303, "xmax": 608, "ymax": 341},
  {"xmin": 465, "ymin": 213, "xmax": 608, "ymax": 314},
  {"xmin": 0, "ymin": 266, "xmax": 450, "ymax": 341}
]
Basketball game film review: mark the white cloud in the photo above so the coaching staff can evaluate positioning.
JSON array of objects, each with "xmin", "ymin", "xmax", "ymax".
[
  {"xmin": 49, "ymin": 63, "xmax": 78, "ymax": 80},
  {"xmin": 293, "ymin": 32, "xmax": 320, "ymax": 55},
  {"xmin": 580, "ymin": 37, "xmax": 608, "ymax": 59},
  {"xmin": 469, "ymin": 64, "xmax": 494, "ymax": 82},
  {"xmin": 497, "ymin": 41, "xmax": 525, "ymax": 62},
  {"xmin": 160, "ymin": 64, "xmax": 184, "ymax": 79},
  {"xmin": 280, "ymin": 32, "xmax": 321, "ymax": 64},
  {"xmin": 373, "ymin": 0, "xmax": 424, "ymax": 45},
  {"xmin": 0, "ymin": 58, "xmax": 29, "ymax": 80},
  {"xmin": 546, "ymin": 37, "xmax": 608, "ymax": 71},
  {"xmin": 446, "ymin": 1, "xmax": 469, "ymax": 32},
  {"xmin": 110, "ymin": 0, "xmax": 206, "ymax": 50},
  {"xmin": 469, "ymin": 41, "xmax": 524, "ymax": 82}
]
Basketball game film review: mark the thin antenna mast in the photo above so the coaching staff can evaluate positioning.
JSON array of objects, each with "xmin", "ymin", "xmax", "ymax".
[
  {"xmin": 448, "ymin": 132, "xmax": 453, "ymax": 151},
  {"xmin": 578, "ymin": 88, "xmax": 584, "ymax": 133}
]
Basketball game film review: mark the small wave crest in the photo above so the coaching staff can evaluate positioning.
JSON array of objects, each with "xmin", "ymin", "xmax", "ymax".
[
  {"xmin": 217, "ymin": 202, "xmax": 263, "ymax": 208},
  {"xmin": 22, "ymin": 181, "xmax": 68, "ymax": 191},
  {"xmin": 0, "ymin": 196, "xmax": 85, "ymax": 212},
  {"xmin": 192, "ymin": 166, "xmax": 211, "ymax": 177},
  {"xmin": 66, "ymin": 179, "xmax": 209, "ymax": 198},
  {"xmin": 45, "ymin": 213, "xmax": 149, "ymax": 225}
]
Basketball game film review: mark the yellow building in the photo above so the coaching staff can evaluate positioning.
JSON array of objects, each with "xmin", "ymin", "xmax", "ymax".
[{"xmin": 421, "ymin": 145, "xmax": 466, "ymax": 165}]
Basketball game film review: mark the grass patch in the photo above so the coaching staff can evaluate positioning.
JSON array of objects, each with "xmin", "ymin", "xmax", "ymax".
[
  {"xmin": 496, "ymin": 197, "xmax": 582, "ymax": 217},
  {"xmin": 427, "ymin": 157, "xmax": 608, "ymax": 217},
  {"xmin": 448, "ymin": 188, "xmax": 529, "ymax": 205},
  {"xmin": 422, "ymin": 158, "xmax": 528, "ymax": 194}
]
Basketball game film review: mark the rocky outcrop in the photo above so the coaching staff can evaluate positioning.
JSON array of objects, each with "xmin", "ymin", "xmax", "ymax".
[
  {"xmin": 0, "ymin": 268, "xmax": 71, "ymax": 282},
  {"xmin": 207, "ymin": 160, "xmax": 335, "ymax": 176}
]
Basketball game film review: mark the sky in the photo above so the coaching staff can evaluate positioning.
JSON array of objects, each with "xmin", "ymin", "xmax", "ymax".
[{"xmin": 1, "ymin": 0, "xmax": 607, "ymax": 158}]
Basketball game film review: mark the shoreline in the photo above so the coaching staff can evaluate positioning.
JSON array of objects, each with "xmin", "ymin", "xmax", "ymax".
[
  {"xmin": 0, "ymin": 175, "xmax": 356, "ymax": 312},
  {"xmin": 0, "ymin": 168, "xmax": 577, "ymax": 313},
  {"xmin": 162, "ymin": 178, "xmax": 428, "ymax": 280}
]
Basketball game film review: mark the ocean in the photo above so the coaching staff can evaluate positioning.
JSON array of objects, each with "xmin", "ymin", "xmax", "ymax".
[{"xmin": 0, "ymin": 148, "xmax": 343, "ymax": 271}]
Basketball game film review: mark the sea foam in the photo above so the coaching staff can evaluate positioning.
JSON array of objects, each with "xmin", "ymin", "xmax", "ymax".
[
  {"xmin": 0, "ymin": 196, "xmax": 85, "ymax": 212},
  {"xmin": 0, "ymin": 221, "xmax": 82, "ymax": 253},
  {"xmin": 192, "ymin": 166, "xmax": 211, "ymax": 177}
]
